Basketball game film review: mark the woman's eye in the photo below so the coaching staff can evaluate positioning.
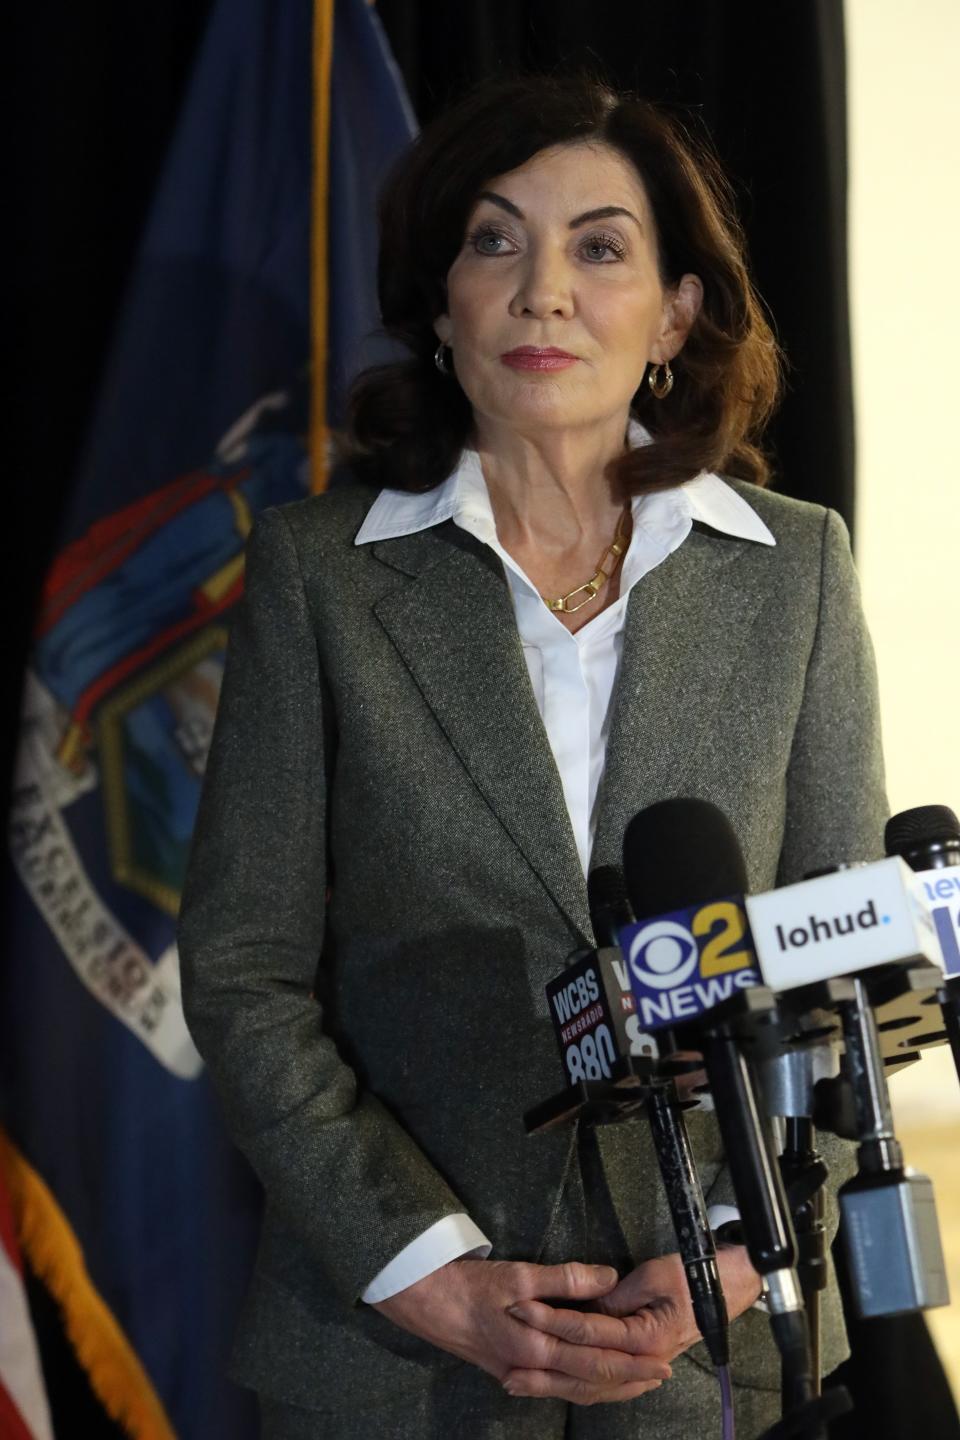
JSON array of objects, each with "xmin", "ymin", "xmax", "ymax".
[
  {"xmin": 583, "ymin": 233, "xmax": 626, "ymax": 261},
  {"xmin": 472, "ymin": 227, "xmax": 515, "ymax": 256}
]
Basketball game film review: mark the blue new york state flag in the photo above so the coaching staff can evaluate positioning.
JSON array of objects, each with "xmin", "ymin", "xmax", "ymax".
[{"xmin": 0, "ymin": 2, "xmax": 415, "ymax": 1435}]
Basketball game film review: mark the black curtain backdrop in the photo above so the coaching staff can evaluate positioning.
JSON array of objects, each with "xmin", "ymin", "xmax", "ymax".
[{"xmin": 9, "ymin": 4, "xmax": 958, "ymax": 1438}]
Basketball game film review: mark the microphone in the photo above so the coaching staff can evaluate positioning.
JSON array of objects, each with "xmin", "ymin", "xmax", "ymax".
[
  {"xmin": 620, "ymin": 800, "xmax": 812, "ymax": 1395},
  {"xmin": 586, "ymin": 864, "xmax": 730, "ymax": 1370},
  {"xmin": 587, "ymin": 864, "xmax": 634, "ymax": 949},
  {"xmin": 830, "ymin": 969, "xmax": 948, "ymax": 1318},
  {"xmin": 744, "ymin": 840, "xmax": 948, "ymax": 1319},
  {"xmin": 530, "ymin": 802, "xmax": 860, "ymax": 1431},
  {"xmin": 886, "ymin": 803, "xmax": 960, "ymax": 879},
  {"xmin": 742, "ymin": 854, "xmax": 940, "ymax": 1140}
]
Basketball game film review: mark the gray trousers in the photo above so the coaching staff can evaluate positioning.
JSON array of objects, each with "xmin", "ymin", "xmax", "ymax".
[{"xmin": 256, "ymin": 1128, "xmax": 783, "ymax": 1439}]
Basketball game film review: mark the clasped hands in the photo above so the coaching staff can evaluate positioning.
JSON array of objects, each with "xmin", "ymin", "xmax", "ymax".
[{"xmin": 372, "ymin": 1246, "xmax": 762, "ymax": 1406}]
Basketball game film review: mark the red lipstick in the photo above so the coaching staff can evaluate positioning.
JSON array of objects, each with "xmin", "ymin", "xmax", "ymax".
[{"xmin": 501, "ymin": 346, "xmax": 578, "ymax": 371}]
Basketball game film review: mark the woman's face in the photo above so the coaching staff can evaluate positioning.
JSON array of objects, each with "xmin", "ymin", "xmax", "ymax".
[{"xmin": 434, "ymin": 141, "xmax": 702, "ymax": 437}]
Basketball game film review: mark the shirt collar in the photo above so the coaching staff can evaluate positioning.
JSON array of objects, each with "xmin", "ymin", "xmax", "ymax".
[{"xmin": 354, "ymin": 418, "xmax": 775, "ymax": 548}]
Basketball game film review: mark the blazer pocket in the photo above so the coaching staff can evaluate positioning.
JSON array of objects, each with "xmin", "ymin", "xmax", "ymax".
[{"xmin": 228, "ymin": 1268, "xmax": 463, "ymax": 1414}]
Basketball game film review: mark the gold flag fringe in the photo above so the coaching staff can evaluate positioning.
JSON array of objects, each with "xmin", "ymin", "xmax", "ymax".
[{"xmin": 0, "ymin": 1128, "xmax": 177, "ymax": 1440}]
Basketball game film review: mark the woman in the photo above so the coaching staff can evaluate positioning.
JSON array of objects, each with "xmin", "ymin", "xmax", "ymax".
[{"xmin": 178, "ymin": 72, "xmax": 886, "ymax": 1438}]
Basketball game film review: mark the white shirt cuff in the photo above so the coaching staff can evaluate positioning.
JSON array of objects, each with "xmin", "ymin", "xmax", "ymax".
[
  {"xmin": 707, "ymin": 1205, "xmax": 770, "ymax": 1314},
  {"xmin": 706, "ymin": 1204, "xmax": 741, "ymax": 1234},
  {"xmin": 361, "ymin": 1213, "xmax": 492, "ymax": 1304}
]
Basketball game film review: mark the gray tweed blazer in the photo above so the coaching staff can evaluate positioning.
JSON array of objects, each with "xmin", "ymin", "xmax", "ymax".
[{"xmin": 177, "ymin": 476, "xmax": 887, "ymax": 1429}]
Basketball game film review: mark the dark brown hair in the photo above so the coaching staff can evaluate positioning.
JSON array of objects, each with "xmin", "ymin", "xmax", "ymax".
[{"xmin": 336, "ymin": 71, "xmax": 783, "ymax": 497}]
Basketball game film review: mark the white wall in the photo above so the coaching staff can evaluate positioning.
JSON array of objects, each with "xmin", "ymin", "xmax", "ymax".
[{"xmin": 847, "ymin": 0, "xmax": 960, "ymax": 1124}]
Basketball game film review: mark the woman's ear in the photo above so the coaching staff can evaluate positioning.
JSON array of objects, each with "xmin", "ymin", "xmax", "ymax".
[
  {"xmin": 433, "ymin": 313, "xmax": 452, "ymax": 345},
  {"xmin": 654, "ymin": 273, "xmax": 704, "ymax": 362}
]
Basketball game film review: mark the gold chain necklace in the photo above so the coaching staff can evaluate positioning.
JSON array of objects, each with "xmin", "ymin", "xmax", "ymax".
[{"xmin": 542, "ymin": 507, "xmax": 632, "ymax": 615}]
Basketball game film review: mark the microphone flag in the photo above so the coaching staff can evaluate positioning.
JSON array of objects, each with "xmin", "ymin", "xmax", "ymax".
[
  {"xmin": 912, "ymin": 866, "xmax": 960, "ymax": 975},
  {"xmin": 620, "ymin": 895, "xmax": 761, "ymax": 1031},
  {"xmin": 746, "ymin": 857, "xmax": 941, "ymax": 989}
]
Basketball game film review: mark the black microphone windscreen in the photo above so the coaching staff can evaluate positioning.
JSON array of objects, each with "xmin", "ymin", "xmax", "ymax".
[
  {"xmin": 623, "ymin": 798, "xmax": 748, "ymax": 921},
  {"xmin": 885, "ymin": 805, "xmax": 960, "ymax": 856},
  {"xmin": 587, "ymin": 864, "xmax": 635, "ymax": 947},
  {"xmin": 587, "ymin": 864, "xmax": 631, "ymax": 919}
]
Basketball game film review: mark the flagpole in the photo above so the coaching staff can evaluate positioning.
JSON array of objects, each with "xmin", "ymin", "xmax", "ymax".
[{"xmin": 311, "ymin": 0, "xmax": 336, "ymax": 493}]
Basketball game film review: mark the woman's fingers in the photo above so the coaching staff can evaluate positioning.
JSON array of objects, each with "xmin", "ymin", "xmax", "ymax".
[
  {"xmin": 595, "ymin": 1254, "xmax": 684, "ymax": 1316},
  {"xmin": 520, "ymin": 1261, "xmax": 619, "ymax": 1302},
  {"xmin": 503, "ymin": 1369, "xmax": 666, "ymax": 1405},
  {"xmin": 507, "ymin": 1298, "xmax": 665, "ymax": 1357},
  {"xmin": 507, "ymin": 1319, "xmax": 672, "ymax": 1388}
]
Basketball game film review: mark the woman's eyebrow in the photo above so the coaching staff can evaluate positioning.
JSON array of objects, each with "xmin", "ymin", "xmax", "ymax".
[{"xmin": 475, "ymin": 190, "xmax": 643, "ymax": 231}]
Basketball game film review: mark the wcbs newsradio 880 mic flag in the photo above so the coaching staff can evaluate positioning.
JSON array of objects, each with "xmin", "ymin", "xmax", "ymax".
[{"xmin": 1, "ymin": 3, "xmax": 415, "ymax": 1436}]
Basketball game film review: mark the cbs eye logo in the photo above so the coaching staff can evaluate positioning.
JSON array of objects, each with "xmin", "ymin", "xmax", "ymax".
[{"xmin": 627, "ymin": 920, "xmax": 699, "ymax": 990}]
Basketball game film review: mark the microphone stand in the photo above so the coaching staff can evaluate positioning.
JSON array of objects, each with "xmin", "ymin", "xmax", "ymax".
[
  {"xmin": 938, "ymin": 976, "xmax": 960, "ymax": 1083},
  {"xmin": 785, "ymin": 968, "xmax": 952, "ymax": 1323},
  {"xmin": 779, "ymin": 1118, "xmax": 828, "ymax": 1398},
  {"xmin": 686, "ymin": 990, "xmax": 853, "ymax": 1440},
  {"xmin": 752, "ymin": 1001, "xmax": 840, "ymax": 1406}
]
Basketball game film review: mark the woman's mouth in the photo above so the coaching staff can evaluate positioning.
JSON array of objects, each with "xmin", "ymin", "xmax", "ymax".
[{"xmin": 501, "ymin": 348, "xmax": 579, "ymax": 371}]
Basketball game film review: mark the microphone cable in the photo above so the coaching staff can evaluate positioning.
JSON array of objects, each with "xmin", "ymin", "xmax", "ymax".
[{"xmin": 718, "ymin": 1362, "xmax": 735, "ymax": 1440}]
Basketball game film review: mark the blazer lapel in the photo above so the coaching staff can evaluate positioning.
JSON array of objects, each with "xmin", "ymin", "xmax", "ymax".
[
  {"xmin": 371, "ymin": 524, "xmax": 591, "ymax": 945},
  {"xmin": 591, "ymin": 526, "xmax": 771, "ymax": 873}
]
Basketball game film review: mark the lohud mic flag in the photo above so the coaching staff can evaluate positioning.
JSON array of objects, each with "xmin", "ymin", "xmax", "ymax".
[{"xmin": 0, "ymin": 0, "xmax": 415, "ymax": 1435}]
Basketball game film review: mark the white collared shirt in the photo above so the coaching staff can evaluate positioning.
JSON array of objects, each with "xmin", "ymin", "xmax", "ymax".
[{"xmin": 354, "ymin": 419, "xmax": 775, "ymax": 1302}]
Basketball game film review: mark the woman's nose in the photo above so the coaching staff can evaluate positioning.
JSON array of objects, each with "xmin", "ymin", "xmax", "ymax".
[{"xmin": 508, "ymin": 246, "xmax": 575, "ymax": 319}]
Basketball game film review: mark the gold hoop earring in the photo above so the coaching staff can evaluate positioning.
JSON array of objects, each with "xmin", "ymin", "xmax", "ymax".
[
  {"xmin": 434, "ymin": 343, "xmax": 452, "ymax": 375},
  {"xmin": 648, "ymin": 361, "xmax": 674, "ymax": 399}
]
